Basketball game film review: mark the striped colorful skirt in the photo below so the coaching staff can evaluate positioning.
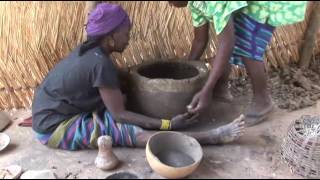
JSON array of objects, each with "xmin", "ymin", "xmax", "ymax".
[
  {"xmin": 36, "ymin": 111, "xmax": 143, "ymax": 151},
  {"xmin": 230, "ymin": 12, "xmax": 275, "ymax": 66}
]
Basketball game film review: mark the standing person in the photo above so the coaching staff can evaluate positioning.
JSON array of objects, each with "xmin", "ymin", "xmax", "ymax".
[{"xmin": 169, "ymin": 1, "xmax": 307, "ymax": 126}]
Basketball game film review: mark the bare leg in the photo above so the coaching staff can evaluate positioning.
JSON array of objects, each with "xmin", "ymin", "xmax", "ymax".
[
  {"xmin": 242, "ymin": 58, "xmax": 274, "ymax": 125},
  {"xmin": 212, "ymin": 63, "xmax": 234, "ymax": 102},
  {"xmin": 135, "ymin": 115, "xmax": 245, "ymax": 148}
]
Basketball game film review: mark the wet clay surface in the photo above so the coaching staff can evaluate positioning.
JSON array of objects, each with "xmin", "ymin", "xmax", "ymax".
[
  {"xmin": 128, "ymin": 90, "xmax": 200, "ymax": 119},
  {"xmin": 231, "ymin": 59, "xmax": 320, "ymax": 111},
  {"xmin": 156, "ymin": 150, "xmax": 195, "ymax": 168}
]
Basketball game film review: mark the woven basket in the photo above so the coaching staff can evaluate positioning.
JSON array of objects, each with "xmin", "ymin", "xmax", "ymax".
[{"xmin": 281, "ymin": 115, "xmax": 320, "ymax": 178}]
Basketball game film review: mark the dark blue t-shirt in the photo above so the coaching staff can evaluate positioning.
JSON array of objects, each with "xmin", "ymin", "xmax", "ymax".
[{"xmin": 32, "ymin": 46, "xmax": 119, "ymax": 133}]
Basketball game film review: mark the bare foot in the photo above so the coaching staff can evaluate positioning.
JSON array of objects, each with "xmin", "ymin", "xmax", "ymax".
[
  {"xmin": 207, "ymin": 115, "xmax": 245, "ymax": 144},
  {"xmin": 246, "ymin": 99, "xmax": 274, "ymax": 127},
  {"xmin": 246, "ymin": 95, "xmax": 273, "ymax": 115}
]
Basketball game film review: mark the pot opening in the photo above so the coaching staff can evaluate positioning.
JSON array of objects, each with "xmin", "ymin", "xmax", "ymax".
[{"xmin": 138, "ymin": 61, "xmax": 199, "ymax": 80}]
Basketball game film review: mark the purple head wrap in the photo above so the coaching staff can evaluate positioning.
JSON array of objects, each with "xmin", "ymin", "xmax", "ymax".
[{"xmin": 86, "ymin": 3, "xmax": 130, "ymax": 37}]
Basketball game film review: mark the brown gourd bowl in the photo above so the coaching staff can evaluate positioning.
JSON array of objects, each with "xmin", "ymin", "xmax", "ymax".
[{"xmin": 146, "ymin": 131, "xmax": 203, "ymax": 179}]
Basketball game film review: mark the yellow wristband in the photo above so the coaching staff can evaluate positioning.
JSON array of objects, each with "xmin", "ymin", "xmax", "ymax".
[{"xmin": 160, "ymin": 119, "xmax": 171, "ymax": 131}]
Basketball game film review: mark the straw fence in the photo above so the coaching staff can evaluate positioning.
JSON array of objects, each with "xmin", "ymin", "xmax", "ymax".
[{"xmin": 0, "ymin": 1, "xmax": 319, "ymax": 109}]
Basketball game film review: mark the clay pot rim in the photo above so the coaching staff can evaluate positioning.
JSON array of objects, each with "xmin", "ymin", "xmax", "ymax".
[
  {"xmin": 146, "ymin": 131, "xmax": 203, "ymax": 170},
  {"xmin": 129, "ymin": 60, "xmax": 208, "ymax": 84}
]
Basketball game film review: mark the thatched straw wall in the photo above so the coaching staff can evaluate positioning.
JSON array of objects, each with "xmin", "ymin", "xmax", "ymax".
[{"xmin": 0, "ymin": 1, "xmax": 319, "ymax": 109}]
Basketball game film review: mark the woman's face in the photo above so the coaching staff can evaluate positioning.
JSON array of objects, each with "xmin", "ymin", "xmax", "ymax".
[
  {"xmin": 111, "ymin": 24, "xmax": 131, "ymax": 53},
  {"xmin": 101, "ymin": 23, "xmax": 131, "ymax": 53}
]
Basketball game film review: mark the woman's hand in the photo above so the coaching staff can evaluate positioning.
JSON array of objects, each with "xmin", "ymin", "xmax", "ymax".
[{"xmin": 170, "ymin": 113, "xmax": 199, "ymax": 130}]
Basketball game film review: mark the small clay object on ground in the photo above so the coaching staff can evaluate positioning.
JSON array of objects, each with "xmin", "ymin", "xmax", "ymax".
[
  {"xmin": 0, "ymin": 133, "xmax": 10, "ymax": 152},
  {"xmin": 0, "ymin": 112, "xmax": 11, "ymax": 132},
  {"xmin": 20, "ymin": 170, "xmax": 57, "ymax": 179},
  {"xmin": 95, "ymin": 135, "xmax": 119, "ymax": 171},
  {"xmin": 0, "ymin": 165, "xmax": 22, "ymax": 179}
]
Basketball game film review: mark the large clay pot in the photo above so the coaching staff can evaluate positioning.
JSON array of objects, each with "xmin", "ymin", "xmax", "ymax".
[{"xmin": 128, "ymin": 60, "xmax": 208, "ymax": 119}]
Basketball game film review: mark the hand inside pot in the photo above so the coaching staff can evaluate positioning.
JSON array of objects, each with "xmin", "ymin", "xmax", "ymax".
[{"xmin": 170, "ymin": 113, "xmax": 199, "ymax": 130}]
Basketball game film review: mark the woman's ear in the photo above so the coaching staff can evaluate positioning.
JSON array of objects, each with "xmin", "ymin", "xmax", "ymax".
[
  {"xmin": 108, "ymin": 36, "xmax": 116, "ymax": 49},
  {"xmin": 102, "ymin": 36, "xmax": 115, "ymax": 51}
]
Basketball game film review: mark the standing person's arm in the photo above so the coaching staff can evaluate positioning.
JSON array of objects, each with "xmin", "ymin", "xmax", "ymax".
[
  {"xmin": 188, "ymin": 18, "xmax": 235, "ymax": 113},
  {"xmin": 188, "ymin": 23, "xmax": 209, "ymax": 60}
]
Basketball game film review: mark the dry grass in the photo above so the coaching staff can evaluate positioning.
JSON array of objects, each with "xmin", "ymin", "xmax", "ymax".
[{"xmin": 0, "ymin": 1, "xmax": 319, "ymax": 109}]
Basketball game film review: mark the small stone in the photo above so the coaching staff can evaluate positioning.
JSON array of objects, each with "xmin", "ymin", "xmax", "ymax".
[
  {"xmin": 20, "ymin": 170, "xmax": 57, "ymax": 179},
  {"xmin": 317, "ymin": 101, "xmax": 320, "ymax": 113},
  {"xmin": 0, "ymin": 165, "xmax": 22, "ymax": 179},
  {"xmin": 187, "ymin": 105, "xmax": 193, "ymax": 111},
  {"xmin": 209, "ymin": 160, "xmax": 223, "ymax": 165},
  {"xmin": 65, "ymin": 172, "xmax": 72, "ymax": 179},
  {"xmin": 148, "ymin": 169, "xmax": 153, "ymax": 174}
]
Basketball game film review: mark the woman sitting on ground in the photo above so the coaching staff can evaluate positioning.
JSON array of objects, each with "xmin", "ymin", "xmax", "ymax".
[{"xmin": 32, "ymin": 3, "xmax": 245, "ymax": 151}]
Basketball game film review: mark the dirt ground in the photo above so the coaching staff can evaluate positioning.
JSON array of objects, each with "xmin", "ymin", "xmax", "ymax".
[
  {"xmin": 2, "ymin": 61, "xmax": 320, "ymax": 179},
  {"xmin": 1, "ymin": 95, "xmax": 319, "ymax": 179},
  {"xmin": 231, "ymin": 59, "xmax": 320, "ymax": 112}
]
